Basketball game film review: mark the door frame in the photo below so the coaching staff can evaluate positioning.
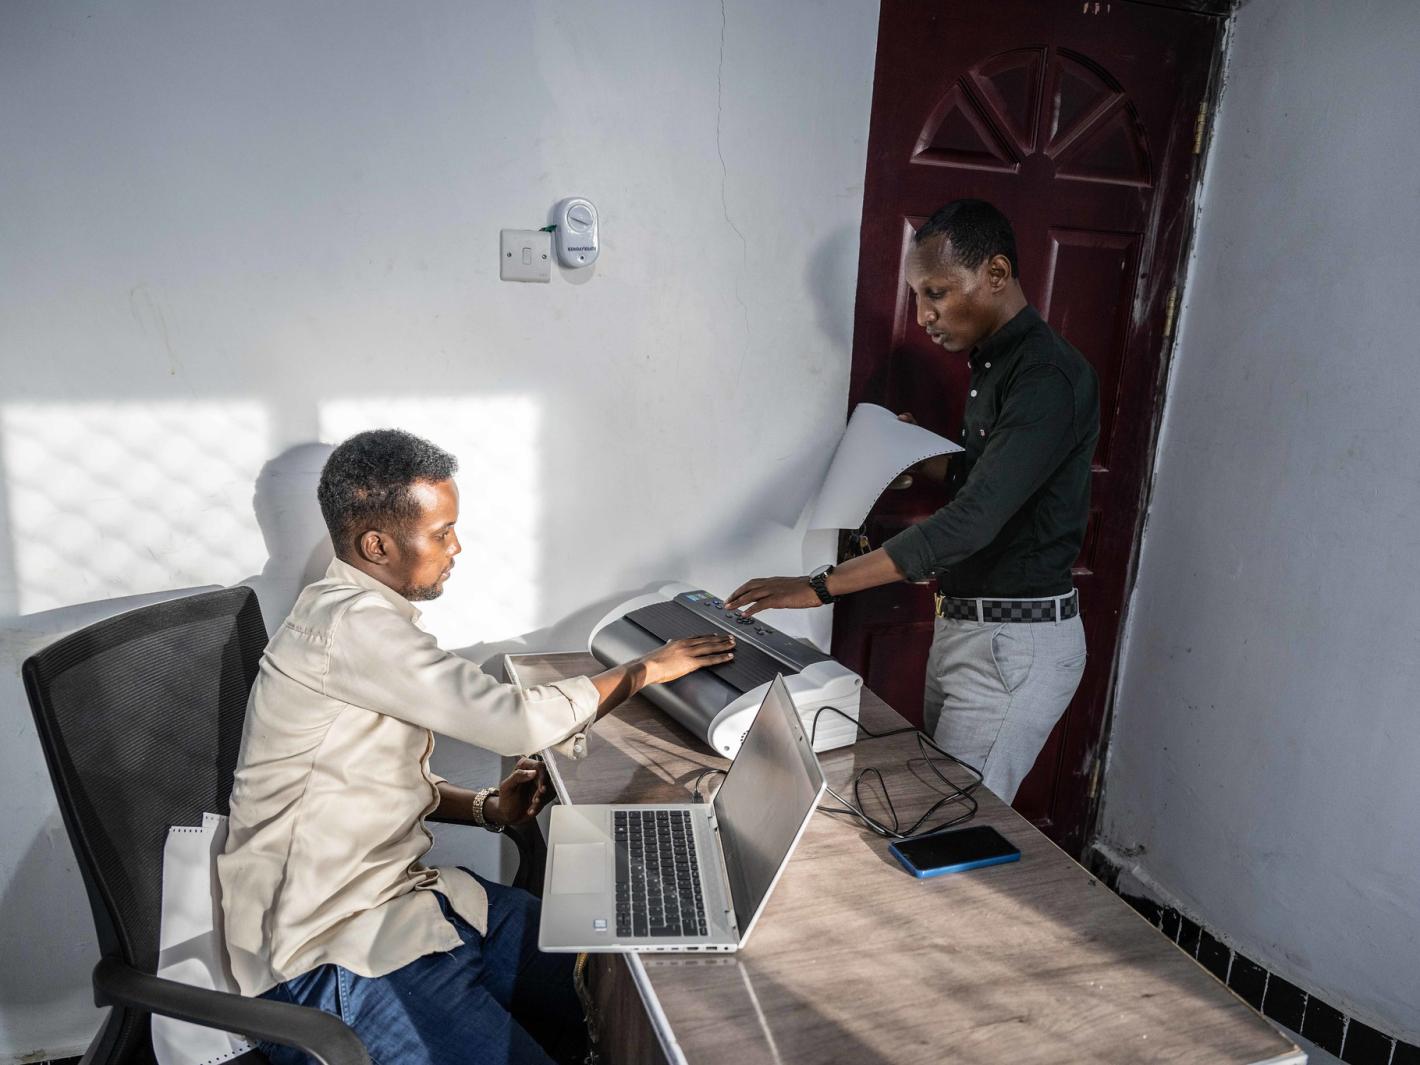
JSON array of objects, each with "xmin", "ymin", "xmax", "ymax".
[{"xmin": 1079, "ymin": 15, "xmax": 1234, "ymax": 852}]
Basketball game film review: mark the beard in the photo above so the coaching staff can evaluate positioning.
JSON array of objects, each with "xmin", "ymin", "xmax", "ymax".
[{"xmin": 402, "ymin": 581, "xmax": 446, "ymax": 602}]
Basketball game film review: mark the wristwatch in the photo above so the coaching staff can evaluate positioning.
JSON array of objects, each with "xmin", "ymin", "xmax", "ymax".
[
  {"xmin": 808, "ymin": 564, "xmax": 837, "ymax": 605},
  {"xmin": 470, "ymin": 786, "xmax": 505, "ymax": 833}
]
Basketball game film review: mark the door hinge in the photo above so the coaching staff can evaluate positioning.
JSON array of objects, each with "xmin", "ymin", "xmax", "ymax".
[
  {"xmin": 1162, "ymin": 286, "xmax": 1178, "ymax": 339},
  {"xmin": 1192, "ymin": 100, "xmax": 1208, "ymax": 155},
  {"xmin": 1087, "ymin": 755, "xmax": 1103, "ymax": 801}
]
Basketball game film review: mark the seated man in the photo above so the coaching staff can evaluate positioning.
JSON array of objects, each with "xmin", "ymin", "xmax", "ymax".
[{"xmin": 218, "ymin": 429, "xmax": 733, "ymax": 1065}]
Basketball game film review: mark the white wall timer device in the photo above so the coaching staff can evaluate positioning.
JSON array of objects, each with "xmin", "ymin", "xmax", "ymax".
[{"xmin": 553, "ymin": 198, "xmax": 599, "ymax": 267}]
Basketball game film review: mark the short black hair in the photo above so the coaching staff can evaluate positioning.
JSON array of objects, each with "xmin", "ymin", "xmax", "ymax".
[
  {"xmin": 317, "ymin": 429, "xmax": 458, "ymax": 553},
  {"xmin": 914, "ymin": 199, "xmax": 1020, "ymax": 279}
]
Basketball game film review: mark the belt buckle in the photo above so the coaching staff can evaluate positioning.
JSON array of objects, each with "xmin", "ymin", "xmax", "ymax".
[{"xmin": 933, "ymin": 591, "xmax": 945, "ymax": 618}]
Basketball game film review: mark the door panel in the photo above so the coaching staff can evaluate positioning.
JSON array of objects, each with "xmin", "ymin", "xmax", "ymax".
[{"xmin": 835, "ymin": 1, "xmax": 1222, "ymax": 853}]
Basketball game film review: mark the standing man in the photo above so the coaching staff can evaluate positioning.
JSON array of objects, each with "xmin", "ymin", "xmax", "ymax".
[{"xmin": 728, "ymin": 199, "xmax": 1098, "ymax": 802}]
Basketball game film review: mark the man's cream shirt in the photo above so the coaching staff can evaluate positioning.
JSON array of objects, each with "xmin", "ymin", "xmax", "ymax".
[{"xmin": 218, "ymin": 557, "xmax": 599, "ymax": 996}]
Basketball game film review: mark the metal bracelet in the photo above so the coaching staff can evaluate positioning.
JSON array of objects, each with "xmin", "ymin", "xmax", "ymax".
[{"xmin": 470, "ymin": 786, "xmax": 504, "ymax": 832}]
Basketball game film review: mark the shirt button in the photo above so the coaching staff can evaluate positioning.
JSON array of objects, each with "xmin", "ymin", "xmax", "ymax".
[
  {"xmin": 985, "ymin": 362, "xmax": 991, "ymax": 369},
  {"xmin": 970, "ymin": 389, "xmax": 978, "ymax": 397}
]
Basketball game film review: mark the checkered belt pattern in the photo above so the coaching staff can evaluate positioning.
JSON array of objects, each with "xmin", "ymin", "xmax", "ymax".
[{"xmin": 936, "ymin": 589, "xmax": 1079, "ymax": 623}]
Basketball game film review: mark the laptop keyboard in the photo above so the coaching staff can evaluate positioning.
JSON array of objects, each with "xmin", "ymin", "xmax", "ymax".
[{"xmin": 614, "ymin": 809, "xmax": 709, "ymax": 938}]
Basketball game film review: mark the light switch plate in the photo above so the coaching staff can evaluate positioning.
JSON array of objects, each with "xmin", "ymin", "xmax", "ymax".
[{"xmin": 500, "ymin": 229, "xmax": 552, "ymax": 282}]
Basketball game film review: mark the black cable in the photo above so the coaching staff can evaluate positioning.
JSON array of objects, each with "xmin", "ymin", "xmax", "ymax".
[
  {"xmin": 809, "ymin": 704, "xmax": 984, "ymax": 841},
  {"xmin": 691, "ymin": 767, "xmax": 726, "ymax": 804}
]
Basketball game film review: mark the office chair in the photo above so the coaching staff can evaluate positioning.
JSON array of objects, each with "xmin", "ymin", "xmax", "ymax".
[{"xmin": 23, "ymin": 585, "xmax": 548, "ymax": 1065}]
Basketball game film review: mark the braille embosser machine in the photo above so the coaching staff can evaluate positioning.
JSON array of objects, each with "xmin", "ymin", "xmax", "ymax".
[{"xmin": 588, "ymin": 582, "xmax": 862, "ymax": 758}]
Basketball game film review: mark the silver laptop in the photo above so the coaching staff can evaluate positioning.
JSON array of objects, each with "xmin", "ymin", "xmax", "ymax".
[{"xmin": 539, "ymin": 674, "xmax": 826, "ymax": 953}]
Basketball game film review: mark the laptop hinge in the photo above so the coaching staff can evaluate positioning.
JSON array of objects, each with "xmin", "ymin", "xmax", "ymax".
[{"xmin": 706, "ymin": 810, "xmax": 740, "ymax": 938}]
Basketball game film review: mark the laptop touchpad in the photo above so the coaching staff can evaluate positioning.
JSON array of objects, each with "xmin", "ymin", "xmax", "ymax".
[{"xmin": 551, "ymin": 842, "xmax": 606, "ymax": 895}]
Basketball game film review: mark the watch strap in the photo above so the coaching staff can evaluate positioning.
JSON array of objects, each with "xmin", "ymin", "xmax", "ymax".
[{"xmin": 470, "ymin": 786, "xmax": 504, "ymax": 833}]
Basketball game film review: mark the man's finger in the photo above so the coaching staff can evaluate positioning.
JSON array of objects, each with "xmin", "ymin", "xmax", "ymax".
[
  {"xmin": 692, "ymin": 649, "xmax": 734, "ymax": 662},
  {"xmin": 682, "ymin": 638, "xmax": 733, "ymax": 653},
  {"xmin": 728, "ymin": 579, "xmax": 770, "ymax": 607},
  {"xmin": 728, "ymin": 580, "xmax": 757, "ymax": 601}
]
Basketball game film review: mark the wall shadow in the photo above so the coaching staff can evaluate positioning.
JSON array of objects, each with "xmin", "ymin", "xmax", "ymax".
[
  {"xmin": 805, "ymin": 223, "xmax": 861, "ymax": 354},
  {"xmin": 240, "ymin": 443, "xmax": 335, "ymax": 634}
]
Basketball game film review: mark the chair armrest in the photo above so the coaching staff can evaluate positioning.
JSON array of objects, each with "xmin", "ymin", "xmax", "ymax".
[{"xmin": 92, "ymin": 957, "xmax": 370, "ymax": 1065}]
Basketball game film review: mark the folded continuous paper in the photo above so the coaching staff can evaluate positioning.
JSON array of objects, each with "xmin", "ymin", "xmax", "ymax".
[
  {"xmin": 808, "ymin": 403, "xmax": 963, "ymax": 531},
  {"xmin": 154, "ymin": 812, "xmax": 254, "ymax": 1065}
]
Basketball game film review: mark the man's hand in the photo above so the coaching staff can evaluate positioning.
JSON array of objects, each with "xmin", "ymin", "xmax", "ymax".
[
  {"xmin": 725, "ymin": 576, "xmax": 820, "ymax": 617},
  {"xmin": 897, "ymin": 411, "xmax": 951, "ymax": 484},
  {"xmin": 640, "ymin": 634, "xmax": 736, "ymax": 687},
  {"xmin": 486, "ymin": 757, "xmax": 552, "ymax": 827}
]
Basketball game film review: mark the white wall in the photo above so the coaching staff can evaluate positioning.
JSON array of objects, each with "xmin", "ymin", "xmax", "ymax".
[
  {"xmin": 1098, "ymin": 0, "xmax": 1420, "ymax": 1043},
  {"xmin": 0, "ymin": 1, "xmax": 879, "ymax": 1057}
]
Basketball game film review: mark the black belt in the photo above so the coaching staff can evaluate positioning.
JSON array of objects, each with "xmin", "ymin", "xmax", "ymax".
[{"xmin": 935, "ymin": 589, "xmax": 1079, "ymax": 623}]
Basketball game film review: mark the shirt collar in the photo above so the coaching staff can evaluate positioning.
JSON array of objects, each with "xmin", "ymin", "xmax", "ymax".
[
  {"xmin": 969, "ymin": 304, "xmax": 1040, "ymax": 372},
  {"xmin": 326, "ymin": 556, "xmax": 421, "ymax": 622}
]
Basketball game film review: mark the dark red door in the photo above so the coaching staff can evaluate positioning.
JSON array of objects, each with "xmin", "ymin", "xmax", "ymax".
[{"xmin": 834, "ymin": 0, "xmax": 1223, "ymax": 854}]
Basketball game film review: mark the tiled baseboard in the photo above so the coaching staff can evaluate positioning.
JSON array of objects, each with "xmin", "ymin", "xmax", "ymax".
[{"xmin": 1091, "ymin": 853, "xmax": 1417, "ymax": 1064}]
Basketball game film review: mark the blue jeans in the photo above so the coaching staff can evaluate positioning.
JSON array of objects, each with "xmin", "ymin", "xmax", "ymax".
[{"xmin": 258, "ymin": 873, "xmax": 585, "ymax": 1065}]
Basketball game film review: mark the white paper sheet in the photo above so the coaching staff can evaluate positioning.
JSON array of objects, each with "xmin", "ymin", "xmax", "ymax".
[
  {"xmin": 154, "ymin": 812, "xmax": 254, "ymax": 1065},
  {"xmin": 808, "ymin": 403, "xmax": 963, "ymax": 531}
]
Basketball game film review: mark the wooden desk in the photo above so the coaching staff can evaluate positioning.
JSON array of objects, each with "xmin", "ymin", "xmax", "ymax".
[{"xmin": 508, "ymin": 653, "xmax": 1302, "ymax": 1065}]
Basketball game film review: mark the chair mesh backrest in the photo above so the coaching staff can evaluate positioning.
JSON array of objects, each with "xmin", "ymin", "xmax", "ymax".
[{"xmin": 23, "ymin": 587, "xmax": 267, "ymax": 977}]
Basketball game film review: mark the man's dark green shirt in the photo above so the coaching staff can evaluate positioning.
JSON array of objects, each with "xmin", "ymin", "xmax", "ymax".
[{"xmin": 882, "ymin": 305, "xmax": 1099, "ymax": 599}]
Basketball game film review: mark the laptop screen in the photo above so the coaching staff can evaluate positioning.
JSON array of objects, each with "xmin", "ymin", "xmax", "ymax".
[{"xmin": 712, "ymin": 676, "xmax": 826, "ymax": 938}]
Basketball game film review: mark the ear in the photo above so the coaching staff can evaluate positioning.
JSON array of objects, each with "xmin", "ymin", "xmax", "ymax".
[
  {"xmin": 985, "ymin": 253, "xmax": 1013, "ymax": 292},
  {"xmin": 357, "ymin": 529, "xmax": 393, "ymax": 566}
]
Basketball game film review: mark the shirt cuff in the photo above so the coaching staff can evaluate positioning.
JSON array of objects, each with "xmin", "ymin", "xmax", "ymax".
[
  {"xmin": 882, "ymin": 524, "xmax": 936, "ymax": 583},
  {"xmin": 544, "ymin": 676, "xmax": 600, "ymax": 761}
]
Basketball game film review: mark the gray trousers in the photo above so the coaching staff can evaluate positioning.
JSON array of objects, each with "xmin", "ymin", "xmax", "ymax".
[{"xmin": 923, "ymin": 613, "xmax": 1087, "ymax": 803}]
